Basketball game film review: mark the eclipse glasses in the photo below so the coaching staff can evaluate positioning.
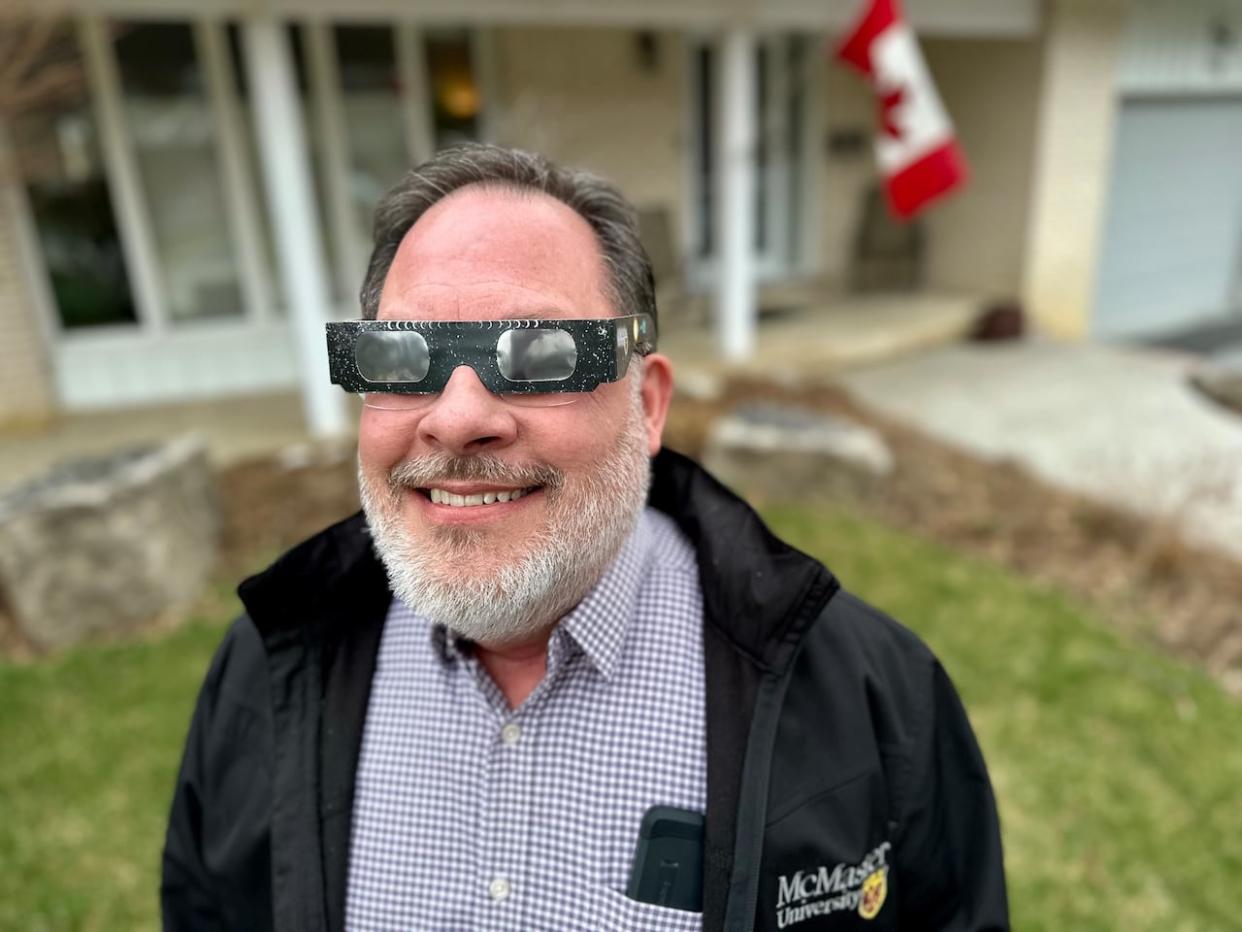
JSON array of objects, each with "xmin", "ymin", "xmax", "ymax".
[{"xmin": 326, "ymin": 314, "xmax": 656, "ymax": 409}]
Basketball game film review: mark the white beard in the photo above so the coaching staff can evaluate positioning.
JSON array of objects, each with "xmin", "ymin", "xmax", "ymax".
[{"xmin": 358, "ymin": 376, "xmax": 652, "ymax": 647}]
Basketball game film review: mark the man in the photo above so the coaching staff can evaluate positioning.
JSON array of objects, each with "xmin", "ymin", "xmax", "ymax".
[{"xmin": 162, "ymin": 145, "xmax": 1008, "ymax": 931}]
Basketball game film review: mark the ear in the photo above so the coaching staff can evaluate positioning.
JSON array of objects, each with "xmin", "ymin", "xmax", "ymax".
[{"xmin": 638, "ymin": 353, "xmax": 675, "ymax": 456}]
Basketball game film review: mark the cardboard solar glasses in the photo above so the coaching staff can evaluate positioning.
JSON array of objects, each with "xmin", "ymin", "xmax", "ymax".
[{"xmin": 326, "ymin": 314, "xmax": 656, "ymax": 409}]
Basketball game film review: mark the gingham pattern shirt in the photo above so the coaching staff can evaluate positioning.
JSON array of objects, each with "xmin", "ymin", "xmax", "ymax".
[{"xmin": 346, "ymin": 507, "xmax": 707, "ymax": 932}]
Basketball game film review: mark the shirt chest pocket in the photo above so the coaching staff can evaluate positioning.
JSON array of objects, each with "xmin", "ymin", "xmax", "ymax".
[
  {"xmin": 754, "ymin": 768, "xmax": 899, "ymax": 932},
  {"xmin": 592, "ymin": 886, "xmax": 703, "ymax": 932}
]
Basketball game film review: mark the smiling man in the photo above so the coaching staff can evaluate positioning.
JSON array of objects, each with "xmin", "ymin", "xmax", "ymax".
[{"xmin": 162, "ymin": 145, "xmax": 1009, "ymax": 932}]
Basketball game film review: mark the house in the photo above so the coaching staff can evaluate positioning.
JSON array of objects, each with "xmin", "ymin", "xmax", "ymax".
[{"xmin": 0, "ymin": 0, "xmax": 1238, "ymax": 435}]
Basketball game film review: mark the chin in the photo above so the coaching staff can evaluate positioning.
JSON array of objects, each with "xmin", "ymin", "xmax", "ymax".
[{"xmin": 359, "ymin": 380, "xmax": 654, "ymax": 633}]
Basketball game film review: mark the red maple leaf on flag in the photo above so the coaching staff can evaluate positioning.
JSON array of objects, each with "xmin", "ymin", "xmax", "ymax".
[{"xmin": 879, "ymin": 85, "xmax": 904, "ymax": 139}]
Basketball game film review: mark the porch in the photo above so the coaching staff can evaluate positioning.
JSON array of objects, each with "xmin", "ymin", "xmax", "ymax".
[{"xmin": 1, "ymin": 0, "xmax": 1041, "ymax": 436}]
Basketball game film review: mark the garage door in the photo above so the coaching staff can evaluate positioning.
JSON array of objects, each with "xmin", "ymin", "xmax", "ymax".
[{"xmin": 1093, "ymin": 97, "xmax": 1242, "ymax": 339}]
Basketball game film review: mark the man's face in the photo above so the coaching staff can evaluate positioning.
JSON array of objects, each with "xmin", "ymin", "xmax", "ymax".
[{"xmin": 356, "ymin": 185, "xmax": 673, "ymax": 646}]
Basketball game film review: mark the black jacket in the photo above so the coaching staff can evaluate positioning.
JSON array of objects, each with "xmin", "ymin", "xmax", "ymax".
[{"xmin": 162, "ymin": 449, "xmax": 1008, "ymax": 931}]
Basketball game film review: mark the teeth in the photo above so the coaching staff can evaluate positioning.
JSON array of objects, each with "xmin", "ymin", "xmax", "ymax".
[{"xmin": 428, "ymin": 487, "xmax": 530, "ymax": 507}]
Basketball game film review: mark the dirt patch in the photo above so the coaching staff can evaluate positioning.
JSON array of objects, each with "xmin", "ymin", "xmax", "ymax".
[{"xmin": 6, "ymin": 381, "xmax": 1240, "ymax": 694}]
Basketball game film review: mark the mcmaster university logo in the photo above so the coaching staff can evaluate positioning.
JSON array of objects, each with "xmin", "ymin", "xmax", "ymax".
[{"xmin": 774, "ymin": 841, "xmax": 891, "ymax": 927}]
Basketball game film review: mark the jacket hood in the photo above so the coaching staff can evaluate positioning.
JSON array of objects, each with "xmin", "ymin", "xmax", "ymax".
[{"xmin": 239, "ymin": 447, "xmax": 837, "ymax": 673}]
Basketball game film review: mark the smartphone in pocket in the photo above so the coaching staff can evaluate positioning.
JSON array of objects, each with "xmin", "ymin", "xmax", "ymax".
[{"xmin": 626, "ymin": 806, "xmax": 705, "ymax": 912}]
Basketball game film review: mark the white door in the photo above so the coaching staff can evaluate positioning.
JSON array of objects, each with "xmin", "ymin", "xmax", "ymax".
[
  {"xmin": 686, "ymin": 35, "xmax": 812, "ymax": 291},
  {"xmin": 1093, "ymin": 97, "xmax": 1242, "ymax": 339}
]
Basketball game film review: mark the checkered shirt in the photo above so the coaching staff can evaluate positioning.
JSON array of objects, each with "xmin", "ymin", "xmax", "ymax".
[{"xmin": 345, "ymin": 507, "xmax": 707, "ymax": 931}]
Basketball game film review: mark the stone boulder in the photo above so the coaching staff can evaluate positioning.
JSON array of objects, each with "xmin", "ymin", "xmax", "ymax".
[
  {"xmin": 0, "ymin": 436, "xmax": 220, "ymax": 651},
  {"xmin": 702, "ymin": 403, "xmax": 894, "ymax": 500}
]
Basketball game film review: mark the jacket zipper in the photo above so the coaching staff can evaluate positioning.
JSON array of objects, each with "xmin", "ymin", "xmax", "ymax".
[{"xmin": 721, "ymin": 660, "xmax": 798, "ymax": 931}]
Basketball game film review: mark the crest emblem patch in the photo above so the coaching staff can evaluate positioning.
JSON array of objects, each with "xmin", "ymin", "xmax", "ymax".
[{"xmin": 858, "ymin": 867, "xmax": 888, "ymax": 920}]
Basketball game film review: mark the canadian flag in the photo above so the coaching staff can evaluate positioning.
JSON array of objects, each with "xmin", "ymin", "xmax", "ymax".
[{"xmin": 836, "ymin": 0, "xmax": 968, "ymax": 218}]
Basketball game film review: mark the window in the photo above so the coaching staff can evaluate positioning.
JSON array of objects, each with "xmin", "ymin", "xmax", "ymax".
[
  {"xmin": 115, "ymin": 21, "xmax": 243, "ymax": 323},
  {"xmin": 11, "ymin": 32, "xmax": 137, "ymax": 330},
  {"xmin": 337, "ymin": 24, "xmax": 407, "ymax": 282}
]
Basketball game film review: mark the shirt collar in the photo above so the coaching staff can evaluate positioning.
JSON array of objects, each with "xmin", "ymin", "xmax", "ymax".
[
  {"xmin": 558, "ymin": 511, "xmax": 651, "ymax": 680},
  {"xmin": 425, "ymin": 510, "xmax": 654, "ymax": 680},
  {"xmin": 429, "ymin": 622, "xmax": 462, "ymax": 665}
]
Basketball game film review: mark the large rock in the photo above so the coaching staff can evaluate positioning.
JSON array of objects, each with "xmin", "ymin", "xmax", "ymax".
[
  {"xmin": 0, "ymin": 436, "xmax": 220, "ymax": 650},
  {"xmin": 702, "ymin": 403, "xmax": 894, "ymax": 500}
]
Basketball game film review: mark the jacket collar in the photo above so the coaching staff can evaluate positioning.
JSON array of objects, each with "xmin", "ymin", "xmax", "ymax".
[{"xmin": 648, "ymin": 448, "xmax": 838, "ymax": 674}]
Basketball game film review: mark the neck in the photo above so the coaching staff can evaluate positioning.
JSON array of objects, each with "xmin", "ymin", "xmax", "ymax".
[
  {"xmin": 470, "ymin": 573, "xmax": 600, "ymax": 708},
  {"xmin": 474, "ymin": 628, "xmax": 554, "ymax": 709}
]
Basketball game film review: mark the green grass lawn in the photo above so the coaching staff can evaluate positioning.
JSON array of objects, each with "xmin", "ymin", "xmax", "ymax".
[{"xmin": 2, "ymin": 506, "xmax": 1241, "ymax": 930}]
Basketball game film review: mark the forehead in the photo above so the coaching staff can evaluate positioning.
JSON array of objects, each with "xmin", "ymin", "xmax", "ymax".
[{"xmin": 376, "ymin": 185, "xmax": 614, "ymax": 322}]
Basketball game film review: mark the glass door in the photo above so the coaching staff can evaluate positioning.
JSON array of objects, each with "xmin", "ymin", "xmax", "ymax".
[{"xmin": 687, "ymin": 34, "xmax": 810, "ymax": 289}]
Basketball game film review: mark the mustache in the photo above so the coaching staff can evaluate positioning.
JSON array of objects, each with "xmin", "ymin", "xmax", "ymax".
[{"xmin": 386, "ymin": 452, "xmax": 565, "ymax": 493}]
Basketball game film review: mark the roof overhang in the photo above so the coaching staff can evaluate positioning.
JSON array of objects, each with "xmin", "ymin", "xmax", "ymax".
[{"xmin": 32, "ymin": 0, "xmax": 1039, "ymax": 37}]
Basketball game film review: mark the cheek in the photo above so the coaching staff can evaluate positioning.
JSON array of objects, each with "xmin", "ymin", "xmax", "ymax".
[
  {"xmin": 536, "ymin": 391, "xmax": 629, "ymax": 466},
  {"xmin": 357, "ymin": 408, "xmax": 416, "ymax": 474}
]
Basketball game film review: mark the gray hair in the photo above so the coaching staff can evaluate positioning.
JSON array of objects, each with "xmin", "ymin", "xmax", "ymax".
[{"xmin": 359, "ymin": 144, "xmax": 657, "ymax": 333}]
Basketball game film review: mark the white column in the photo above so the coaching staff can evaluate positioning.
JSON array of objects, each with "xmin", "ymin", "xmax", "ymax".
[
  {"xmin": 242, "ymin": 16, "xmax": 347, "ymax": 438},
  {"xmin": 715, "ymin": 25, "xmax": 758, "ymax": 361}
]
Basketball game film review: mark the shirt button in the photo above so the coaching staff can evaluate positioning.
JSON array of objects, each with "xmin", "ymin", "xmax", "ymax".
[
  {"xmin": 500, "ymin": 723, "xmax": 522, "ymax": 746},
  {"xmin": 489, "ymin": 877, "xmax": 511, "ymax": 901}
]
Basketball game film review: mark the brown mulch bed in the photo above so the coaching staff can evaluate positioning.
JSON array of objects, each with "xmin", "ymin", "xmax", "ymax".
[
  {"xmin": 214, "ymin": 450, "xmax": 361, "ymax": 582},
  {"xmin": 209, "ymin": 379, "xmax": 1242, "ymax": 690}
]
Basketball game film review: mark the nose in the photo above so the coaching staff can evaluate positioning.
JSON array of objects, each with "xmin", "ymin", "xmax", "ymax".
[{"xmin": 416, "ymin": 366, "xmax": 519, "ymax": 456}]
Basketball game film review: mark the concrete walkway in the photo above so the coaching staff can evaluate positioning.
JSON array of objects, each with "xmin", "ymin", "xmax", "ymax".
[{"xmin": 838, "ymin": 340, "xmax": 1242, "ymax": 560}]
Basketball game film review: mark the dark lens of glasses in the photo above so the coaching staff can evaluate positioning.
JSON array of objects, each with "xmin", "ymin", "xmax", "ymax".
[
  {"xmin": 496, "ymin": 329, "xmax": 578, "ymax": 382},
  {"xmin": 355, "ymin": 331, "xmax": 430, "ymax": 383}
]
